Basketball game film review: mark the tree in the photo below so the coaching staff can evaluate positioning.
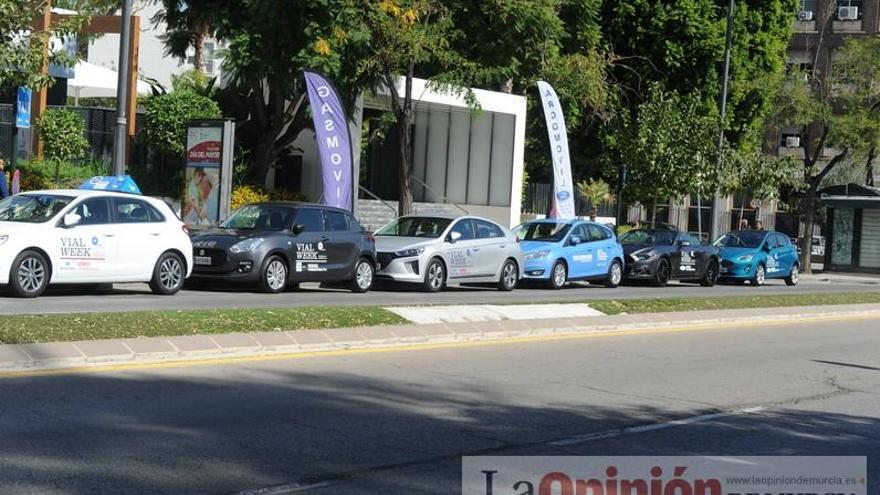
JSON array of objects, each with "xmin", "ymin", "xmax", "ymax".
[
  {"xmin": 37, "ymin": 108, "xmax": 88, "ymax": 163},
  {"xmin": 0, "ymin": 0, "xmax": 93, "ymax": 89},
  {"xmin": 359, "ymin": 0, "xmax": 465, "ymax": 215},
  {"xmin": 604, "ymin": 85, "xmax": 720, "ymax": 224},
  {"xmin": 155, "ymin": 0, "xmax": 373, "ymax": 184},
  {"xmin": 576, "ymin": 178, "xmax": 612, "ymax": 220},
  {"xmin": 152, "ymin": 0, "xmax": 213, "ymax": 73},
  {"xmin": 766, "ymin": 35, "xmax": 880, "ymax": 272}
]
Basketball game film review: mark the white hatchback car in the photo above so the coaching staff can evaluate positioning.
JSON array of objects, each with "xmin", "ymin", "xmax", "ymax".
[{"xmin": 0, "ymin": 190, "xmax": 193, "ymax": 297}]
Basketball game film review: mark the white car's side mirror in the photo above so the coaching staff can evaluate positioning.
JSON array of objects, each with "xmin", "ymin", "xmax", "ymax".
[
  {"xmin": 449, "ymin": 231, "xmax": 462, "ymax": 243},
  {"xmin": 63, "ymin": 213, "xmax": 82, "ymax": 228}
]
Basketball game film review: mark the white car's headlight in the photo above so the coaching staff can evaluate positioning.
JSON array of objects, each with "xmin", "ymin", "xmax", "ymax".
[
  {"xmin": 229, "ymin": 237, "xmax": 264, "ymax": 254},
  {"xmin": 525, "ymin": 249, "xmax": 550, "ymax": 260},
  {"xmin": 736, "ymin": 254, "xmax": 754, "ymax": 262},
  {"xmin": 394, "ymin": 247, "xmax": 425, "ymax": 257},
  {"xmin": 0, "ymin": 235, "xmax": 8, "ymax": 246}
]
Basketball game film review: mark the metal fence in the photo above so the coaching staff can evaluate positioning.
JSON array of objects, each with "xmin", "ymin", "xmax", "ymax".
[
  {"xmin": 522, "ymin": 182, "xmax": 617, "ymax": 217},
  {"xmin": 0, "ymin": 103, "xmax": 147, "ymax": 168}
]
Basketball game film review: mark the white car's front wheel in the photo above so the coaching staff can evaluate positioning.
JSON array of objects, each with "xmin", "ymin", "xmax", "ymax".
[
  {"xmin": 497, "ymin": 259, "xmax": 518, "ymax": 291},
  {"xmin": 10, "ymin": 250, "xmax": 50, "ymax": 298},
  {"xmin": 149, "ymin": 251, "xmax": 186, "ymax": 295}
]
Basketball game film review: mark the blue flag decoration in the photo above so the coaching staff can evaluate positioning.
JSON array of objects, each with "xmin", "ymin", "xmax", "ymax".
[{"xmin": 304, "ymin": 70, "xmax": 353, "ymax": 211}]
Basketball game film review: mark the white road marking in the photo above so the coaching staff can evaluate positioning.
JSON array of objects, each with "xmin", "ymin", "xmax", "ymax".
[
  {"xmin": 237, "ymin": 480, "xmax": 333, "ymax": 495},
  {"xmin": 549, "ymin": 406, "xmax": 767, "ymax": 446}
]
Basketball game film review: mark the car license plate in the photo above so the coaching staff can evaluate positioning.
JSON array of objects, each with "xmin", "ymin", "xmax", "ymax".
[{"xmin": 194, "ymin": 256, "xmax": 212, "ymax": 266}]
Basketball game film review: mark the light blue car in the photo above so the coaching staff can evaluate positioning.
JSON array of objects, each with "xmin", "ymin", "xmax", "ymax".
[
  {"xmin": 514, "ymin": 219, "xmax": 625, "ymax": 289},
  {"xmin": 713, "ymin": 230, "xmax": 800, "ymax": 286}
]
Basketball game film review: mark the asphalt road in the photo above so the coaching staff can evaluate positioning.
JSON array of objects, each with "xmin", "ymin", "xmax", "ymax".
[
  {"xmin": 0, "ymin": 316, "xmax": 877, "ymax": 494},
  {"xmin": 0, "ymin": 276, "xmax": 876, "ymax": 315}
]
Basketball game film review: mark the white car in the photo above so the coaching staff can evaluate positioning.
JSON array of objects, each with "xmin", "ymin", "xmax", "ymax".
[
  {"xmin": 0, "ymin": 189, "xmax": 193, "ymax": 297},
  {"xmin": 374, "ymin": 215, "xmax": 524, "ymax": 292}
]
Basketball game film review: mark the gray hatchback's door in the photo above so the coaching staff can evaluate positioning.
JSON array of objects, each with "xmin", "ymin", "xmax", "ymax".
[
  {"xmin": 321, "ymin": 209, "xmax": 359, "ymax": 279},
  {"xmin": 289, "ymin": 207, "xmax": 330, "ymax": 281}
]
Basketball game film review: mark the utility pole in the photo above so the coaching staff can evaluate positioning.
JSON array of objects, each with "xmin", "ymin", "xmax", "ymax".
[
  {"xmin": 710, "ymin": 0, "xmax": 735, "ymax": 241},
  {"xmin": 111, "ymin": 0, "xmax": 133, "ymax": 176}
]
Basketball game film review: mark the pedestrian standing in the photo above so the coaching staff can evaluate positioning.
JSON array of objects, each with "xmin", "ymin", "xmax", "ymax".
[
  {"xmin": 739, "ymin": 218, "xmax": 749, "ymax": 230},
  {"xmin": 755, "ymin": 220, "xmax": 764, "ymax": 231},
  {"xmin": 0, "ymin": 153, "xmax": 10, "ymax": 199}
]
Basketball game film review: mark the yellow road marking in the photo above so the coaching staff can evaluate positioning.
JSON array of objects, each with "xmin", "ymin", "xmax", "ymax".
[{"xmin": 0, "ymin": 312, "xmax": 875, "ymax": 380}]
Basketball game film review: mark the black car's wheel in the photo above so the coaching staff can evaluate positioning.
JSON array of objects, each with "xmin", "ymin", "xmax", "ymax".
[
  {"xmin": 548, "ymin": 260, "xmax": 567, "ymax": 290},
  {"xmin": 652, "ymin": 258, "xmax": 671, "ymax": 287},
  {"xmin": 9, "ymin": 250, "xmax": 50, "ymax": 298},
  {"xmin": 149, "ymin": 251, "xmax": 186, "ymax": 295},
  {"xmin": 604, "ymin": 260, "xmax": 622, "ymax": 288},
  {"xmin": 785, "ymin": 263, "xmax": 799, "ymax": 286},
  {"xmin": 260, "ymin": 255, "xmax": 288, "ymax": 293},
  {"xmin": 351, "ymin": 257, "xmax": 374, "ymax": 293},
  {"xmin": 423, "ymin": 258, "xmax": 446, "ymax": 292},
  {"xmin": 497, "ymin": 259, "xmax": 518, "ymax": 291},
  {"xmin": 751, "ymin": 263, "xmax": 766, "ymax": 287},
  {"xmin": 700, "ymin": 259, "xmax": 719, "ymax": 287}
]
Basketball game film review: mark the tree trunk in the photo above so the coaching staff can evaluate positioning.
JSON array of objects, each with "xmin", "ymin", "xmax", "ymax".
[
  {"xmin": 590, "ymin": 207, "xmax": 597, "ymax": 222},
  {"xmin": 397, "ymin": 114, "xmax": 413, "ymax": 216},
  {"xmin": 192, "ymin": 23, "xmax": 208, "ymax": 73},
  {"xmin": 866, "ymin": 145, "xmax": 876, "ymax": 187},
  {"xmin": 800, "ymin": 186, "xmax": 817, "ymax": 274},
  {"xmin": 253, "ymin": 134, "xmax": 275, "ymax": 190}
]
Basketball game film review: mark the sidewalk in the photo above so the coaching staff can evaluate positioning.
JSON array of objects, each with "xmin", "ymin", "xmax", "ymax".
[
  {"xmin": 803, "ymin": 272, "xmax": 880, "ymax": 285},
  {"xmin": 1, "ymin": 303, "xmax": 878, "ymax": 375}
]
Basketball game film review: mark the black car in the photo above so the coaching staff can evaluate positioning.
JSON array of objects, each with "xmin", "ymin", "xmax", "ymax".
[
  {"xmin": 620, "ymin": 228, "xmax": 721, "ymax": 287},
  {"xmin": 189, "ymin": 202, "xmax": 377, "ymax": 293}
]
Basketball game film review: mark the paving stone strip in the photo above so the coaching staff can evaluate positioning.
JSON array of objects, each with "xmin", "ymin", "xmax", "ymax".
[{"xmin": 1, "ymin": 303, "xmax": 878, "ymax": 374}]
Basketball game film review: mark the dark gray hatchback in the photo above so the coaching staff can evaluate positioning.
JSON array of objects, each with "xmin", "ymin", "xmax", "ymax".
[{"xmin": 189, "ymin": 202, "xmax": 377, "ymax": 293}]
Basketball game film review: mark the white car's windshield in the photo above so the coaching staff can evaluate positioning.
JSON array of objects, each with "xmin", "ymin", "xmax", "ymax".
[
  {"xmin": 376, "ymin": 217, "xmax": 452, "ymax": 238},
  {"xmin": 0, "ymin": 194, "xmax": 74, "ymax": 223}
]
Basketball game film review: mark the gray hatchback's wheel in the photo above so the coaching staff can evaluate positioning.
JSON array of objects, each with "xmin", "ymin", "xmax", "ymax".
[
  {"xmin": 260, "ymin": 255, "xmax": 288, "ymax": 293},
  {"xmin": 497, "ymin": 259, "xmax": 518, "ymax": 291},
  {"xmin": 10, "ymin": 250, "xmax": 50, "ymax": 298},
  {"xmin": 605, "ymin": 260, "xmax": 622, "ymax": 288},
  {"xmin": 351, "ymin": 258, "xmax": 374, "ymax": 293},
  {"xmin": 149, "ymin": 251, "xmax": 185, "ymax": 295},
  {"xmin": 423, "ymin": 258, "xmax": 446, "ymax": 292},
  {"xmin": 752, "ymin": 264, "xmax": 766, "ymax": 287},
  {"xmin": 548, "ymin": 261, "xmax": 567, "ymax": 290}
]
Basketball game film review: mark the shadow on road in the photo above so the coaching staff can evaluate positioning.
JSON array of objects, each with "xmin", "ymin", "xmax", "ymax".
[{"xmin": 0, "ymin": 368, "xmax": 875, "ymax": 494}]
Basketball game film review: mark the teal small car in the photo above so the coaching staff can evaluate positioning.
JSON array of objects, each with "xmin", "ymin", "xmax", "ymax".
[{"xmin": 713, "ymin": 230, "xmax": 799, "ymax": 286}]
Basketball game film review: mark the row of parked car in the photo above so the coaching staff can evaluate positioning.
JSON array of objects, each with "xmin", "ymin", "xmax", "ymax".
[{"xmin": 0, "ymin": 186, "xmax": 801, "ymax": 298}]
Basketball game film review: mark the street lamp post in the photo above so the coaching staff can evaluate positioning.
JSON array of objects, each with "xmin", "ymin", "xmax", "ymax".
[
  {"xmin": 111, "ymin": 0, "xmax": 133, "ymax": 176},
  {"xmin": 711, "ymin": 0, "xmax": 736, "ymax": 241}
]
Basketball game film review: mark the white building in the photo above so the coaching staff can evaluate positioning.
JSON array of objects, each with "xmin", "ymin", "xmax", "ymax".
[
  {"xmin": 86, "ymin": 0, "xmax": 222, "ymax": 89},
  {"xmin": 271, "ymin": 78, "xmax": 527, "ymax": 229}
]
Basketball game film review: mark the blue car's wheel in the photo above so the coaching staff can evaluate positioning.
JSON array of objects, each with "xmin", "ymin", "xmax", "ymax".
[
  {"xmin": 785, "ymin": 264, "xmax": 799, "ymax": 286},
  {"xmin": 604, "ymin": 260, "xmax": 622, "ymax": 288},
  {"xmin": 548, "ymin": 261, "xmax": 567, "ymax": 290}
]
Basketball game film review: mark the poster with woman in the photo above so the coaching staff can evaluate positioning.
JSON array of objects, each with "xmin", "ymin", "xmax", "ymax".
[{"xmin": 184, "ymin": 124, "xmax": 223, "ymax": 227}]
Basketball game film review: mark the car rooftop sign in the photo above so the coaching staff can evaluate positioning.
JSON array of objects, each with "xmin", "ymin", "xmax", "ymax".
[{"xmin": 78, "ymin": 175, "xmax": 142, "ymax": 195}]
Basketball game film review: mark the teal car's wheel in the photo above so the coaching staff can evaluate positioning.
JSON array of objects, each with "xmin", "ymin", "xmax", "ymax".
[
  {"xmin": 752, "ymin": 263, "xmax": 765, "ymax": 287},
  {"xmin": 785, "ymin": 263, "xmax": 799, "ymax": 286}
]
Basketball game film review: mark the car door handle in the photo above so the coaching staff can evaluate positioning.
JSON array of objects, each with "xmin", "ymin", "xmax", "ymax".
[
  {"xmin": 103, "ymin": 234, "xmax": 115, "ymax": 238},
  {"xmin": 320, "ymin": 236, "xmax": 329, "ymax": 241},
  {"xmin": 149, "ymin": 232, "xmax": 161, "ymax": 236}
]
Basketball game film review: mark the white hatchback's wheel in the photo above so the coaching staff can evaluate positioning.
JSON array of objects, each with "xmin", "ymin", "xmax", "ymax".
[
  {"xmin": 351, "ymin": 258, "xmax": 374, "ymax": 293},
  {"xmin": 497, "ymin": 259, "xmax": 518, "ymax": 291},
  {"xmin": 149, "ymin": 252, "xmax": 185, "ymax": 295},
  {"xmin": 260, "ymin": 256, "xmax": 288, "ymax": 293},
  {"xmin": 10, "ymin": 250, "xmax": 50, "ymax": 298},
  {"xmin": 423, "ymin": 258, "xmax": 445, "ymax": 292}
]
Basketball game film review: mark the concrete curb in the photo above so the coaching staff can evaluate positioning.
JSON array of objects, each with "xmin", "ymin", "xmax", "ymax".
[{"xmin": 2, "ymin": 303, "xmax": 879, "ymax": 374}]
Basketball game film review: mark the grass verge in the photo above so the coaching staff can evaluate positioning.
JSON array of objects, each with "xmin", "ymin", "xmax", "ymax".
[
  {"xmin": 0, "ymin": 307, "xmax": 407, "ymax": 345},
  {"xmin": 589, "ymin": 292, "xmax": 880, "ymax": 315}
]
